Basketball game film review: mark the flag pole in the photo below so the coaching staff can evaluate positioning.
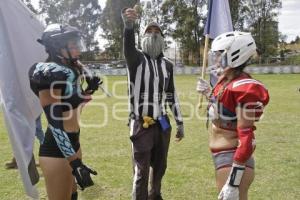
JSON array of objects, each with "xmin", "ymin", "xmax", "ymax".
[
  {"xmin": 198, "ymin": 0, "xmax": 233, "ymax": 109},
  {"xmin": 198, "ymin": 34, "xmax": 209, "ymax": 108}
]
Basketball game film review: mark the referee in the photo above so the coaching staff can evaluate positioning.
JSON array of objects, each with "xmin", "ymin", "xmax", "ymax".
[{"xmin": 122, "ymin": 7, "xmax": 184, "ymax": 200}]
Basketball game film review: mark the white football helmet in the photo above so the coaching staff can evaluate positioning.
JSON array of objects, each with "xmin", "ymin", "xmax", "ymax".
[{"xmin": 210, "ymin": 31, "xmax": 257, "ymax": 69}]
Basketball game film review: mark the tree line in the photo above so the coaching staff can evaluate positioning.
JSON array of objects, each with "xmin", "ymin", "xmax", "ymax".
[{"xmin": 23, "ymin": 0, "xmax": 284, "ymax": 64}]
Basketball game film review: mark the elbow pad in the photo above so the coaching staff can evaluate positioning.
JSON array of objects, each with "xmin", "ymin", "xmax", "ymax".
[
  {"xmin": 233, "ymin": 127, "xmax": 256, "ymax": 163},
  {"xmin": 44, "ymin": 104, "xmax": 76, "ymax": 158}
]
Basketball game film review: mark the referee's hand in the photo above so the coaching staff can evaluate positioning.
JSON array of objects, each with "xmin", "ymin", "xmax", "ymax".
[
  {"xmin": 123, "ymin": 8, "xmax": 138, "ymax": 23},
  {"xmin": 175, "ymin": 124, "xmax": 184, "ymax": 142}
]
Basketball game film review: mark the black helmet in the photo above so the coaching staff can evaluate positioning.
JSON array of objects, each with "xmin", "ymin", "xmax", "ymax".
[{"xmin": 38, "ymin": 24, "xmax": 86, "ymax": 63}]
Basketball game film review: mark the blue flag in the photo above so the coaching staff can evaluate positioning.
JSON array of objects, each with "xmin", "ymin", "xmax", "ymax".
[{"xmin": 204, "ymin": 0, "xmax": 233, "ymax": 39}]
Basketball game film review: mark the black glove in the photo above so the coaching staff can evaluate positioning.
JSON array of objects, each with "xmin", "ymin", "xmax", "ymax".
[
  {"xmin": 175, "ymin": 123, "xmax": 184, "ymax": 141},
  {"xmin": 70, "ymin": 159, "xmax": 97, "ymax": 190},
  {"xmin": 85, "ymin": 75, "xmax": 103, "ymax": 94}
]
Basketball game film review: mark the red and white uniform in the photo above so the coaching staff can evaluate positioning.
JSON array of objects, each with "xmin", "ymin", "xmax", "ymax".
[
  {"xmin": 209, "ymin": 73, "xmax": 269, "ymax": 164},
  {"xmin": 208, "ymin": 73, "xmax": 269, "ymax": 131}
]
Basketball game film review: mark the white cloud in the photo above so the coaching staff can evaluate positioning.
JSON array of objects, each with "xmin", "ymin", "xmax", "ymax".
[
  {"xmin": 281, "ymin": 0, "xmax": 299, "ymax": 7},
  {"xmin": 278, "ymin": 0, "xmax": 300, "ymax": 42}
]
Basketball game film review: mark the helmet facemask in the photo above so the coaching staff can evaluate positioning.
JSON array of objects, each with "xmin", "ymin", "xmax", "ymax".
[
  {"xmin": 38, "ymin": 24, "xmax": 86, "ymax": 65},
  {"xmin": 207, "ymin": 50, "xmax": 229, "ymax": 76},
  {"xmin": 207, "ymin": 50, "xmax": 231, "ymax": 86},
  {"xmin": 60, "ymin": 36, "xmax": 87, "ymax": 64}
]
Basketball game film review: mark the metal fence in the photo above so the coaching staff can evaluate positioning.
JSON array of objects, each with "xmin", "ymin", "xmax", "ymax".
[{"xmin": 91, "ymin": 65, "xmax": 300, "ymax": 76}]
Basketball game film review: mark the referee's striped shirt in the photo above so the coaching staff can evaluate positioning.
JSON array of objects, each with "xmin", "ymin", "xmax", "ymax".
[{"xmin": 124, "ymin": 28, "xmax": 183, "ymax": 125}]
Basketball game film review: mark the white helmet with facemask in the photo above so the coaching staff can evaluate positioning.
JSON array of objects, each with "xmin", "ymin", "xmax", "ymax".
[
  {"xmin": 141, "ymin": 21, "xmax": 164, "ymax": 59},
  {"xmin": 209, "ymin": 31, "xmax": 257, "ymax": 70}
]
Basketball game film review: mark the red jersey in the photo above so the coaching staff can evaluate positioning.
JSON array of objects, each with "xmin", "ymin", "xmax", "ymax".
[{"xmin": 208, "ymin": 73, "xmax": 269, "ymax": 130}]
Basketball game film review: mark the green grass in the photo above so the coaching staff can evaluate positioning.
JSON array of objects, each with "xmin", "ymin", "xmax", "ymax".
[{"xmin": 0, "ymin": 74, "xmax": 300, "ymax": 200}]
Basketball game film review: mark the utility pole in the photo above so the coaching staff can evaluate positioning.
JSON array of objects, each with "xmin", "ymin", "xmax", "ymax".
[{"xmin": 175, "ymin": 41, "xmax": 177, "ymax": 65}]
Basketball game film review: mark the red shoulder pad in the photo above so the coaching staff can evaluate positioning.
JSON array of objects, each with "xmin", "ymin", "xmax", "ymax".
[
  {"xmin": 229, "ymin": 79, "xmax": 269, "ymax": 107},
  {"xmin": 213, "ymin": 77, "xmax": 270, "ymax": 118}
]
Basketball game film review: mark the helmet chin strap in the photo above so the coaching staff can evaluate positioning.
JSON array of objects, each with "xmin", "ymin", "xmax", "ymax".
[
  {"xmin": 58, "ymin": 45, "xmax": 78, "ymax": 66},
  {"xmin": 67, "ymin": 47, "xmax": 78, "ymax": 64}
]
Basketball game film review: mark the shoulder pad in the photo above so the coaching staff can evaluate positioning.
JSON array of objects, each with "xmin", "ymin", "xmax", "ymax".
[
  {"xmin": 29, "ymin": 62, "xmax": 74, "ymax": 89},
  {"xmin": 229, "ymin": 78, "xmax": 269, "ymax": 107}
]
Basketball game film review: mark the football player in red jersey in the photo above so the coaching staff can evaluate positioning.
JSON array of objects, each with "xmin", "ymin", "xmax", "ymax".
[{"xmin": 197, "ymin": 32, "xmax": 269, "ymax": 200}]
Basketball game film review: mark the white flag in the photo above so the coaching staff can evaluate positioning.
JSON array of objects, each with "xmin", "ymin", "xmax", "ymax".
[
  {"xmin": 0, "ymin": 0, "xmax": 46, "ymax": 198},
  {"xmin": 0, "ymin": 91, "xmax": 2, "ymax": 106}
]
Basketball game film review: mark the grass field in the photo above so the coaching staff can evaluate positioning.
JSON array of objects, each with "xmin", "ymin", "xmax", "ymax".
[{"xmin": 0, "ymin": 74, "xmax": 300, "ymax": 200}]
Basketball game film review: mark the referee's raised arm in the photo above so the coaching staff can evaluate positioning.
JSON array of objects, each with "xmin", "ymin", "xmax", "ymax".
[
  {"xmin": 123, "ymin": 11, "xmax": 185, "ymax": 198},
  {"xmin": 122, "ymin": 7, "xmax": 141, "ymax": 70}
]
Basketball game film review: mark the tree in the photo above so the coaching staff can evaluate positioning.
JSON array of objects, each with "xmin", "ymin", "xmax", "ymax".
[
  {"xmin": 229, "ymin": 0, "xmax": 240, "ymax": 30},
  {"xmin": 161, "ymin": 0, "xmax": 207, "ymax": 65},
  {"xmin": 237, "ymin": 0, "xmax": 282, "ymax": 63},
  {"xmin": 290, "ymin": 36, "xmax": 300, "ymax": 44},
  {"xmin": 100, "ymin": 0, "xmax": 136, "ymax": 59},
  {"xmin": 295, "ymin": 36, "xmax": 300, "ymax": 43},
  {"xmin": 136, "ymin": 0, "xmax": 172, "ymax": 49},
  {"xmin": 38, "ymin": 0, "xmax": 102, "ymax": 60},
  {"xmin": 139, "ymin": 0, "xmax": 163, "ymax": 25},
  {"xmin": 229, "ymin": 0, "xmax": 250, "ymax": 31},
  {"xmin": 228, "ymin": 0, "xmax": 283, "ymax": 63},
  {"xmin": 21, "ymin": 0, "xmax": 38, "ymax": 14},
  {"xmin": 278, "ymin": 33, "xmax": 287, "ymax": 61}
]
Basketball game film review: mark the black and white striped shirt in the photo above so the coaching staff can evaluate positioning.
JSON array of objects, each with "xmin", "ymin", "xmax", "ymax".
[{"xmin": 124, "ymin": 28, "xmax": 183, "ymax": 125}]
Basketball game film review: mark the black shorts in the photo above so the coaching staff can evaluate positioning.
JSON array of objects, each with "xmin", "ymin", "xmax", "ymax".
[{"xmin": 39, "ymin": 127, "xmax": 80, "ymax": 158}]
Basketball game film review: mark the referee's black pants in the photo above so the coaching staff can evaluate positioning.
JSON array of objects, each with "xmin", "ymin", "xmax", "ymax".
[{"xmin": 129, "ymin": 118, "xmax": 171, "ymax": 200}]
